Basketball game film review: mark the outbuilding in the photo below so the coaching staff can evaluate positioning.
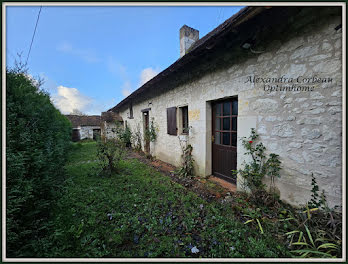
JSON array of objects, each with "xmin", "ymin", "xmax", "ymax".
[{"xmin": 65, "ymin": 115, "xmax": 101, "ymax": 141}]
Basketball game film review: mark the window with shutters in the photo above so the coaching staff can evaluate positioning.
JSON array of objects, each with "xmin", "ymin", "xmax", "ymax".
[{"xmin": 166, "ymin": 107, "xmax": 177, "ymax": 135}]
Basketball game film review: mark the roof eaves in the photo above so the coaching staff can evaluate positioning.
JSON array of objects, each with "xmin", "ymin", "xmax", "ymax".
[{"xmin": 108, "ymin": 6, "xmax": 264, "ymax": 113}]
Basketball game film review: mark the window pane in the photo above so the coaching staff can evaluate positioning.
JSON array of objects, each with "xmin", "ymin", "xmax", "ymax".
[
  {"xmin": 223, "ymin": 117, "xmax": 230, "ymax": 130},
  {"xmin": 232, "ymin": 117, "xmax": 237, "ymax": 131},
  {"xmin": 215, "ymin": 118, "xmax": 221, "ymax": 130},
  {"xmin": 222, "ymin": 132, "xmax": 230, "ymax": 145},
  {"xmin": 231, "ymin": 133, "xmax": 237, "ymax": 146},
  {"xmin": 223, "ymin": 102, "xmax": 231, "ymax": 115},
  {"xmin": 216, "ymin": 103, "xmax": 222, "ymax": 116},
  {"xmin": 215, "ymin": 132, "xmax": 221, "ymax": 144},
  {"xmin": 232, "ymin": 100, "xmax": 238, "ymax": 115}
]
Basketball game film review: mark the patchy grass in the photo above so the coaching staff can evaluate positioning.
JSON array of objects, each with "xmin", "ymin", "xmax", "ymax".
[{"xmin": 44, "ymin": 142, "xmax": 291, "ymax": 258}]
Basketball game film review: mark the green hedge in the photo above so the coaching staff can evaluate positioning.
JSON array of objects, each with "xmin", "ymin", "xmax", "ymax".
[{"xmin": 6, "ymin": 69, "xmax": 72, "ymax": 257}]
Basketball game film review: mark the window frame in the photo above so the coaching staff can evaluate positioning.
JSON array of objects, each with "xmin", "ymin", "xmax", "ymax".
[
  {"xmin": 129, "ymin": 102, "xmax": 134, "ymax": 119},
  {"xmin": 179, "ymin": 105, "xmax": 189, "ymax": 135},
  {"xmin": 214, "ymin": 99, "xmax": 238, "ymax": 147}
]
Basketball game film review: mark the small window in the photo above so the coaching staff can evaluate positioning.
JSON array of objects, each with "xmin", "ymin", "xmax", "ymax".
[
  {"xmin": 129, "ymin": 103, "xmax": 133, "ymax": 119},
  {"xmin": 180, "ymin": 106, "xmax": 189, "ymax": 134}
]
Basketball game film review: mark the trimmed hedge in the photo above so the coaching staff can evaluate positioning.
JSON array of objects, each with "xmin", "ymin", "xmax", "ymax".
[{"xmin": 6, "ymin": 69, "xmax": 72, "ymax": 257}]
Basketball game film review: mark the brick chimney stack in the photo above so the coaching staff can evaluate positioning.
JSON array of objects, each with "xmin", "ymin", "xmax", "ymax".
[{"xmin": 180, "ymin": 25, "xmax": 199, "ymax": 58}]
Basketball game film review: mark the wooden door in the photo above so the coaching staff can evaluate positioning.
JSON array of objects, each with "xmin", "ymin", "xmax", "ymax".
[
  {"xmin": 143, "ymin": 111, "xmax": 150, "ymax": 154},
  {"xmin": 212, "ymin": 98, "xmax": 238, "ymax": 183}
]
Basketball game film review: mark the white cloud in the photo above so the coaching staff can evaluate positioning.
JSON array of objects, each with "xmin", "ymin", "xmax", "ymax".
[
  {"xmin": 57, "ymin": 42, "xmax": 100, "ymax": 63},
  {"xmin": 106, "ymin": 58, "xmax": 160, "ymax": 99},
  {"xmin": 139, "ymin": 67, "xmax": 159, "ymax": 86},
  {"xmin": 52, "ymin": 85, "xmax": 93, "ymax": 114}
]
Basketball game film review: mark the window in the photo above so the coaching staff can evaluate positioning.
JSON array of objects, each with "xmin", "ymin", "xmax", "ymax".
[
  {"xmin": 129, "ymin": 103, "xmax": 133, "ymax": 119},
  {"xmin": 166, "ymin": 107, "xmax": 177, "ymax": 135},
  {"xmin": 214, "ymin": 99, "xmax": 238, "ymax": 147},
  {"xmin": 180, "ymin": 106, "xmax": 189, "ymax": 134}
]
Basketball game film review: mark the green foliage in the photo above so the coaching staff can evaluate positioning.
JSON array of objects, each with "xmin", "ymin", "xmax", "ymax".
[
  {"xmin": 6, "ymin": 68, "xmax": 72, "ymax": 257},
  {"xmin": 308, "ymin": 173, "xmax": 327, "ymax": 209},
  {"xmin": 275, "ymin": 175, "xmax": 341, "ymax": 258},
  {"xmin": 96, "ymin": 139, "xmax": 125, "ymax": 176},
  {"xmin": 284, "ymin": 205, "xmax": 342, "ymax": 258},
  {"xmin": 177, "ymin": 144, "xmax": 195, "ymax": 178},
  {"xmin": 144, "ymin": 119, "xmax": 157, "ymax": 143},
  {"xmin": 243, "ymin": 208, "xmax": 264, "ymax": 234},
  {"xmin": 131, "ymin": 123, "xmax": 142, "ymax": 151},
  {"xmin": 114, "ymin": 122, "xmax": 132, "ymax": 147},
  {"xmin": 45, "ymin": 142, "xmax": 290, "ymax": 258},
  {"xmin": 233, "ymin": 128, "xmax": 282, "ymax": 193}
]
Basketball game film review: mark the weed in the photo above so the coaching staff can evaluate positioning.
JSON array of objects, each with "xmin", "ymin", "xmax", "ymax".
[
  {"xmin": 132, "ymin": 123, "xmax": 142, "ymax": 151},
  {"xmin": 177, "ymin": 144, "xmax": 195, "ymax": 178},
  {"xmin": 308, "ymin": 173, "xmax": 327, "ymax": 209}
]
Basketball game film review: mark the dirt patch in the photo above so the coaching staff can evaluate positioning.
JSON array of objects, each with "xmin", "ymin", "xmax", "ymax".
[{"xmin": 126, "ymin": 149, "xmax": 236, "ymax": 202}]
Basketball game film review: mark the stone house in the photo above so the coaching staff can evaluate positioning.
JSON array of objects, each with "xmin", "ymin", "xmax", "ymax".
[
  {"xmin": 100, "ymin": 111, "xmax": 123, "ymax": 139},
  {"xmin": 65, "ymin": 115, "xmax": 101, "ymax": 141},
  {"xmin": 107, "ymin": 6, "xmax": 342, "ymax": 207}
]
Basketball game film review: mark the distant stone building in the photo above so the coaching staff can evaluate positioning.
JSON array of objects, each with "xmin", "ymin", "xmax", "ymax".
[
  {"xmin": 65, "ymin": 115, "xmax": 101, "ymax": 141},
  {"xmin": 106, "ymin": 6, "xmax": 342, "ymax": 207},
  {"xmin": 101, "ymin": 111, "xmax": 123, "ymax": 139}
]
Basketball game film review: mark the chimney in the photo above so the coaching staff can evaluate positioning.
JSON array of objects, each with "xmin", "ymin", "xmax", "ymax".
[{"xmin": 180, "ymin": 25, "xmax": 199, "ymax": 58}]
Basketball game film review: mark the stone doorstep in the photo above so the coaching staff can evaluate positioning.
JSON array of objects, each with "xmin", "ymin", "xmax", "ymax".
[{"xmin": 208, "ymin": 176, "xmax": 237, "ymax": 193}]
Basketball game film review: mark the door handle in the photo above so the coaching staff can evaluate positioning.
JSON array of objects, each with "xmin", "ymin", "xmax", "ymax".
[{"xmin": 212, "ymin": 135, "xmax": 214, "ymax": 143}]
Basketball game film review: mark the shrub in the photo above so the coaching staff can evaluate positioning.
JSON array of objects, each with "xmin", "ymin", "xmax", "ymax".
[
  {"xmin": 114, "ymin": 123, "xmax": 132, "ymax": 147},
  {"xmin": 233, "ymin": 128, "xmax": 281, "ymax": 194},
  {"xmin": 6, "ymin": 68, "xmax": 72, "ymax": 257},
  {"xmin": 96, "ymin": 138, "xmax": 125, "ymax": 176}
]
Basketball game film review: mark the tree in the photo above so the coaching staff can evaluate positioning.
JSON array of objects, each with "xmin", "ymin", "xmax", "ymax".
[{"xmin": 70, "ymin": 108, "xmax": 85, "ymax": 116}]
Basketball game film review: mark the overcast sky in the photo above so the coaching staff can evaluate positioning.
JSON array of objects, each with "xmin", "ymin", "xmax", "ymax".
[{"xmin": 6, "ymin": 5, "xmax": 243, "ymax": 115}]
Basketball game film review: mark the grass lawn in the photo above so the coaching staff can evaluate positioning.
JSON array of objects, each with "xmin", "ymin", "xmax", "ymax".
[{"xmin": 45, "ymin": 141, "xmax": 291, "ymax": 258}]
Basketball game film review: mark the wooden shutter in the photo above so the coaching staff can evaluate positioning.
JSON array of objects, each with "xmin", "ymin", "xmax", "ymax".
[{"xmin": 167, "ymin": 107, "xmax": 177, "ymax": 135}]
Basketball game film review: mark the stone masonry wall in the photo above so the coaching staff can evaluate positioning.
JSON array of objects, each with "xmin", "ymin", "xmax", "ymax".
[
  {"xmin": 115, "ymin": 14, "xmax": 342, "ymax": 207},
  {"xmin": 79, "ymin": 126, "xmax": 100, "ymax": 140}
]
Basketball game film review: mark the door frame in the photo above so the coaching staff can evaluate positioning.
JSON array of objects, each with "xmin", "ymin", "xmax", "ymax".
[
  {"xmin": 211, "ymin": 96, "xmax": 238, "ymax": 183},
  {"xmin": 143, "ymin": 110, "xmax": 150, "ymax": 154}
]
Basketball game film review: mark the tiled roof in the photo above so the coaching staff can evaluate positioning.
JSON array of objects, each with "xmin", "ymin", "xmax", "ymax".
[
  {"xmin": 101, "ymin": 111, "xmax": 123, "ymax": 122},
  {"xmin": 65, "ymin": 115, "xmax": 101, "ymax": 127}
]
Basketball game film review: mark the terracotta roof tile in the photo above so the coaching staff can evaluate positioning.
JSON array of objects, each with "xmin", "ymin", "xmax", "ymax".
[{"xmin": 65, "ymin": 115, "xmax": 101, "ymax": 127}]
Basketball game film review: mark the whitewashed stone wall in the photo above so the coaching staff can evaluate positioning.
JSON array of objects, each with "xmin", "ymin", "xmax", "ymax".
[
  {"xmin": 114, "ymin": 15, "xmax": 342, "ymax": 207},
  {"xmin": 102, "ymin": 121, "xmax": 118, "ymax": 140},
  {"xmin": 79, "ymin": 126, "xmax": 100, "ymax": 140}
]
